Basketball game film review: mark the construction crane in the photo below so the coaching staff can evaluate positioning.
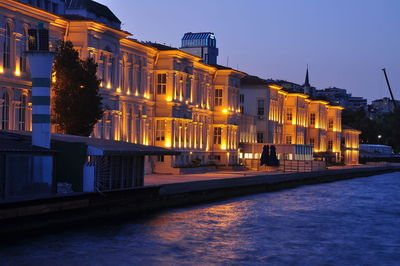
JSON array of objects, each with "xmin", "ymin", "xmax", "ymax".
[{"xmin": 382, "ymin": 68, "xmax": 398, "ymax": 109}]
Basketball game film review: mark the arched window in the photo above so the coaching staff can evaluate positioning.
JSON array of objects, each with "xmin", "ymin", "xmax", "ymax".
[
  {"xmin": 1, "ymin": 92, "xmax": 10, "ymax": 130},
  {"xmin": 137, "ymin": 58, "xmax": 142, "ymax": 94},
  {"xmin": 20, "ymin": 27, "xmax": 28, "ymax": 73},
  {"xmin": 127, "ymin": 107, "xmax": 133, "ymax": 142},
  {"xmin": 121, "ymin": 57, "xmax": 126, "ymax": 92},
  {"xmin": 18, "ymin": 94, "xmax": 27, "ymax": 130},
  {"xmin": 3, "ymin": 23, "xmax": 11, "ymax": 69}
]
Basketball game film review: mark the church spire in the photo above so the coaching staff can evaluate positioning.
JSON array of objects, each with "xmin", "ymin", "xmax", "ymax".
[{"xmin": 304, "ymin": 65, "xmax": 310, "ymax": 87}]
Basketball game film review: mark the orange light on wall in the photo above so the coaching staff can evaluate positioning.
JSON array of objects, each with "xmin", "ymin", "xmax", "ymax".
[
  {"xmin": 14, "ymin": 65, "xmax": 21, "ymax": 76},
  {"xmin": 107, "ymin": 82, "xmax": 111, "ymax": 89},
  {"xmin": 116, "ymin": 87, "xmax": 121, "ymax": 93},
  {"xmin": 0, "ymin": 66, "xmax": 3, "ymax": 73},
  {"xmin": 166, "ymin": 96, "xmax": 172, "ymax": 102},
  {"xmin": 222, "ymin": 109, "xmax": 228, "ymax": 114},
  {"xmin": 165, "ymin": 139, "xmax": 172, "ymax": 148}
]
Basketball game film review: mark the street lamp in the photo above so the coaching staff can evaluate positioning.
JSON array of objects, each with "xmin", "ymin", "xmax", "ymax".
[{"xmin": 378, "ymin": 135, "xmax": 382, "ymax": 144}]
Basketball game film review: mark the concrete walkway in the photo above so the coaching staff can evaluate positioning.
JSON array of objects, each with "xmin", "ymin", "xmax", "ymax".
[{"xmin": 145, "ymin": 163, "xmax": 399, "ymax": 186}]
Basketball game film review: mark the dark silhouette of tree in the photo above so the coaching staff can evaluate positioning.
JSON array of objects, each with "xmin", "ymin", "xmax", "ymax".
[
  {"xmin": 269, "ymin": 145, "xmax": 280, "ymax": 167},
  {"xmin": 342, "ymin": 107, "xmax": 400, "ymax": 153},
  {"xmin": 260, "ymin": 145, "xmax": 270, "ymax": 166},
  {"xmin": 52, "ymin": 41, "xmax": 103, "ymax": 136}
]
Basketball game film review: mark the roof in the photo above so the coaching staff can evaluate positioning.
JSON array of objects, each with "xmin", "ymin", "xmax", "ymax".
[
  {"xmin": 241, "ymin": 75, "xmax": 274, "ymax": 86},
  {"xmin": 65, "ymin": 0, "xmax": 121, "ymax": 24},
  {"xmin": 182, "ymin": 32, "xmax": 215, "ymax": 41},
  {"xmin": 143, "ymin": 42, "xmax": 178, "ymax": 51},
  {"xmin": 0, "ymin": 132, "xmax": 54, "ymax": 154},
  {"xmin": 11, "ymin": 131, "xmax": 178, "ymax": 156},
  {"xmin": 49, "ymin": 134, "xmax": 180, "ymax": 156}
]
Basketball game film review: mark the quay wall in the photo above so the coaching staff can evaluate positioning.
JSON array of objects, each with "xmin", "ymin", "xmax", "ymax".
[{"xmin": 1, "ymin": 165, "xmax": 399, "ymax": 237}]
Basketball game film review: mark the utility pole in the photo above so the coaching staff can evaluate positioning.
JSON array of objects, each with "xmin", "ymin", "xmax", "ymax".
[{"xmin": 382, "ymin": 68, "xmax": 398, "ymax": 109}]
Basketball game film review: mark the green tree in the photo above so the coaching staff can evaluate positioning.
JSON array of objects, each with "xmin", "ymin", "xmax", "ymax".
[{"xmin": 52, "ymin": 41, "xmax": 103, "ymax": 136}]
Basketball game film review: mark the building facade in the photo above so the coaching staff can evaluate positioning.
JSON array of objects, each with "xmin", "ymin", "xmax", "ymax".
[
  {"xmin": 240, "ymin": 75, "xmax": 349, "ymax": 164},
  {"xmin": 0, "ymin": 0, "xmax": 245, "ymax": 173}
]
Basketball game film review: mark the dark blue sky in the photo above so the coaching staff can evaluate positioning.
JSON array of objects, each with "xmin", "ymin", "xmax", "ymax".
[{"xmin": 99, "ymin": 0, "xmax": 400, "ymax": 101}]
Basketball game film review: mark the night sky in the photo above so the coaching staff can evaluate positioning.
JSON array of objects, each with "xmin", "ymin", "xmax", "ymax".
[{"xmin": 98, "ymin": 0, "xmax": 400, "ymax": 102}]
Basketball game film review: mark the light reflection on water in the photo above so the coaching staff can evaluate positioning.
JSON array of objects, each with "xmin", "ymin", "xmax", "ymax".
[{"xmin": 1, "ymin": 172, "xmax": 400, "ymax": 265}]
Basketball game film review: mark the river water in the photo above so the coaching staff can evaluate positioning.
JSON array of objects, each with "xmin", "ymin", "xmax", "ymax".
[{"xmin": 1, "ymin": 172, "xmax": 400, "ymax": 265}]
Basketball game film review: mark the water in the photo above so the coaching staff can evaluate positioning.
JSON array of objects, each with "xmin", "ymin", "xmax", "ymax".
[{"xmin": 1, "ymin": 172, "xmax": 400, "ymax": 266}]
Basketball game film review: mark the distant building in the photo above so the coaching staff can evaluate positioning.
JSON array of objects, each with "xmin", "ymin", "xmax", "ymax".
[
  {"xmin": 180, "ymin": 32, "xmax": 219, "ymax": 65},
  {"xmin": 347, "ymin": 96, "xmax": 368, "ymax": 111},
  {"xmin": 360, "ymin": 144, "xmax": 393, "ymax": 158},
  {"xmin": 239, "ymin": 75, "xmax": 344, "ymax": 166},
  {"xmin": 370, "ymin": 97, "xmax": 399, "ymax": 116},
  {"xmin": 275, "ymin": 67, "xmax": 316, "ymax": 97},
  {"xmin": 316, "ymin": 87, "xmax": 350, "ymax": 107}
]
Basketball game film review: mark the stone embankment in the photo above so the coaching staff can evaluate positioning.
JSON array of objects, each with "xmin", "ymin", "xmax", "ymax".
[{"xmin": 1, "ymin": 164, "xmax": 399, "ymax": 237}]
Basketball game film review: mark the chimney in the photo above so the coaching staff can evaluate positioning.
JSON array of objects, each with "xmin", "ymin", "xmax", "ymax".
[{"xmin": 26, "ymin": 23, "xmax": 54, "ymax": 148}]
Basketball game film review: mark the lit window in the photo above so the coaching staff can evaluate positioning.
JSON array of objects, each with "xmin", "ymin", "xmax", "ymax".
[
  {"xmin": 157, "ymin": 73, "xmax": 167, "ymax": 94},
  {"xmin": 213, "ymin": 127, "xmax": 222, "ymax": 145}
]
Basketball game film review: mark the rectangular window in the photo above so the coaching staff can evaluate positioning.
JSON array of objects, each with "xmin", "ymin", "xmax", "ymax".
[
  {"xmin": 214, "ymin": 89, "xmax": 223, "ymax": 106},
  {"xmin": 186, "ymin": 77, "xmax": 191, "ymax": 100},
  {"xmin": 257, "ymin": 132, "xmax": 264, "ymax": 143},
  {"xmin": 240, "ymin": 106, "xmax": 244, "ymax": 114},
  {"xmin": 286, "ymin": 108, "xmax": 293, "ymax": 122},
  {"xmin": 157, "ymin": 73, "xmax": 167, "ymax": 94},
  {"xmin": 310, "ymin": 113, "xmax": 316, "ymax": 126},
  {"xmin": 52, "ymin": 3, "xmax": 58, "ymax": 13},
  {"xmin": 286, "ymin": 135, "xmax": 292, "ymax": 144},
  {"xmin": 239, "ymin": 94, "xmax": 244, "ymax": 103},
  {"xmin": 157, "ymin": 155, "xmax": 164, "ymax": 162},
  {"xmin": 213, "ymin": 127, "xmax": 222, "ymax": 145},
  {"xmin": 109, "ymin": 57, "xmax": 115, "ymax": 86},
  {"xmin": 309, "ymin": 138, "xmax": 315, "ymax": 146},
  {"xmin": 328, "ymin": 140, "xmax": 333, "ymax": 151},
  {"xmin": 257, "ymin": 99, "xmax": 265, "ymax": 116},
  {"xmin": 156, "ymin": 120, "xmax": 165, "ymax": 141},
  {"xmin": 328, "ymin": 119, "xmax": 334, "ymax": 129}
]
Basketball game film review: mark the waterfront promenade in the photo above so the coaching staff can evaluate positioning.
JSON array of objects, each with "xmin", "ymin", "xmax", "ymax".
[
  {"xmin": 145, "ymin": 163, "xmax": 397, "ymax": 186},
  {"xmin": 1, "ymin": 163, "xmax": 399, "ymax": 237}
]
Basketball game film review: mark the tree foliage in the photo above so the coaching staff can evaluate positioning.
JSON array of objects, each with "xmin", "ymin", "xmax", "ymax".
[
  {"xmin": 52, "ymin": 41, "xmax": 103, "ymax": 136},
  {"xmin": 342, "ymin": 107, "xmax": 400, "ymax": 153}
]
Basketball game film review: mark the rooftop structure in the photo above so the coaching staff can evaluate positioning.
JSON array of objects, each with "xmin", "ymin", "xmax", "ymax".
[
  {"xmin": 180, "ymin": 32, "xmax": 219, "ymax": 65},
  {"xmin": 65, "ymin": 0, "xmax": 121, "ymax": 29}
]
